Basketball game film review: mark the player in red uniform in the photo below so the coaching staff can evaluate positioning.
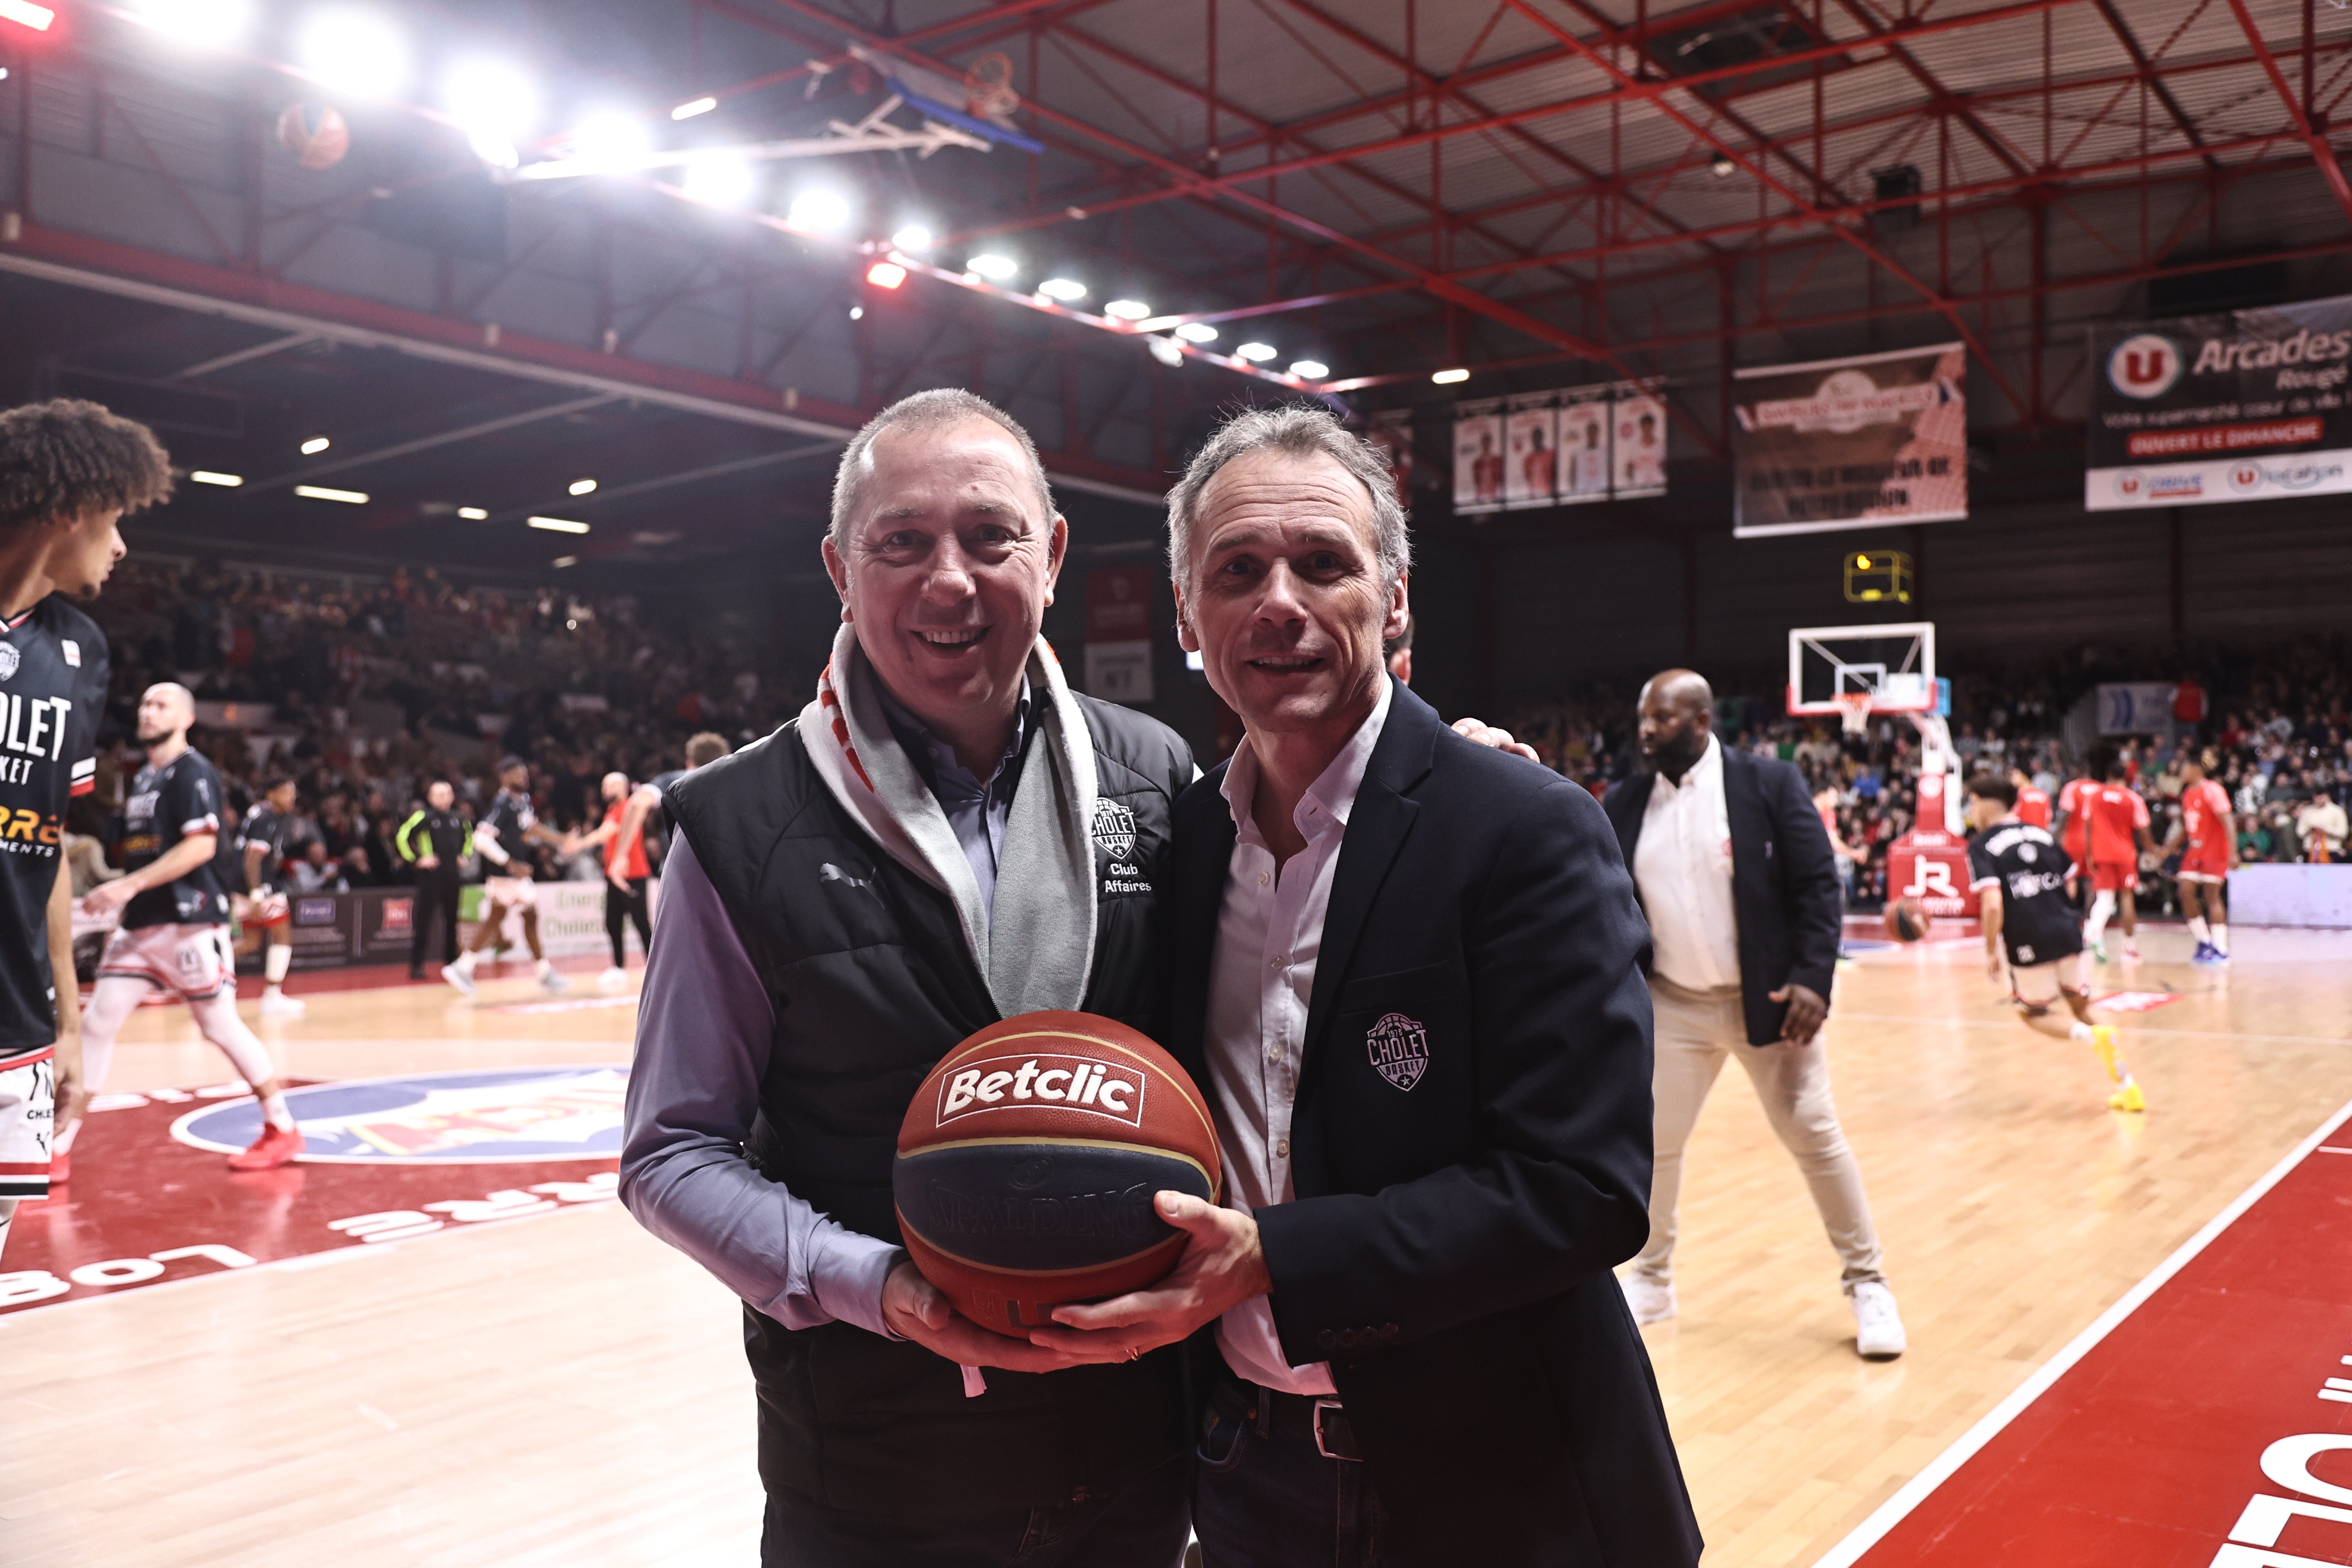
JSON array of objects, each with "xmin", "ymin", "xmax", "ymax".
[
  {"xmin": 2011, "ymin": 764, "xmax": 2051, "ymax": 829},
  {"xmin": 2163, "ymin": 750, "xmax": 2235, "ymax": 964},
  {"xmin": 2079, "ymin": 748, "xmax": 2156, "ymax": 968}
]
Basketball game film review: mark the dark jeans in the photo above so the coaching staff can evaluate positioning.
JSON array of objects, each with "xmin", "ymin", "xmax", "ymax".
[
  {"xmin": 604, "ymin": 876, "xmax": 650, "ymax": 967},
  {"xmin": 1194, "ymin": 1374, "xmax": 1392, "ymax": 1568},
  {"xmin": 759, "ymin": 1453, "xmax": 1189, "ymax": 1568},
  {"xmin": 408, "ymin": 872, "xmax": 461, "ymax": 969}
]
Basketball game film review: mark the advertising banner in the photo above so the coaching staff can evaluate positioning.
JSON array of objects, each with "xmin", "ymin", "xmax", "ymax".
[
  {"xmin": 1504, "ymin": 394, "xmax": 1559, "ymax": 509},
  {"xmin": 1083, "ymin": 566, "xmax": 1155, "ymax": 706},
  {"xmin": 2087, "ymin": 293, "xmax": 2352, "ymax": 510},
  {"xmin": 1452, "ymin": 400, "xmax": 1506, "ymax": 514},
  {"xmin": 1733, "ymin": 342, "xmax": 1968, "ymax": 537}
]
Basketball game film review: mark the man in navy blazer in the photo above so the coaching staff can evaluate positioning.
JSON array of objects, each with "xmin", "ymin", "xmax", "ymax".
[
  {"xmin": 1600, "ymin": 670, "xmax": 1904, "ymax": 1359},
  {"xmin": 1033, "ymin": 406, "xmax": 1699, "ymax": 1567}
]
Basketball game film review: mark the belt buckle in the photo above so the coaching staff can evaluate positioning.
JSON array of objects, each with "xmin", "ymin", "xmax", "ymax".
[{"xmin": 1312, "ymin": 1399, "xmax": 1361, "ymax": 1462}]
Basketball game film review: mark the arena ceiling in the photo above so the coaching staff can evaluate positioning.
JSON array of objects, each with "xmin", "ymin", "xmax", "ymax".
[{"xmin": 0, "ymin": 0, "xmax": 2347, "ymax": 584}]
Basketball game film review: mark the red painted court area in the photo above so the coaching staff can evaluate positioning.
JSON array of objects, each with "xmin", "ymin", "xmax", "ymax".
[
  {"xmin": 1, "ymin": 1090, "xmax": 618, "ymax": 1316},
  {"xmin": 1827, "ymin": 1102, "xmax": 2352, "ymax": 1568}
]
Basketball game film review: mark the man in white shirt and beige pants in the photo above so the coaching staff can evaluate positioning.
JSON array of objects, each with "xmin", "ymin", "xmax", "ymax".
[{"xmin": 1600, "ymin": 668, "xmax": 1906, "ymax": 1360}]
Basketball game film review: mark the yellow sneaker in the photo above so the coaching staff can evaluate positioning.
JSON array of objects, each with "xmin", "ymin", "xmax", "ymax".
[
  {"xmin": 2091, "ymin": 1025, "xmax": 2122, "ymax": 1083},
  {"xmin": 2109, "ymin": 1081, "xmax": 2146, "ymax": 1113}
]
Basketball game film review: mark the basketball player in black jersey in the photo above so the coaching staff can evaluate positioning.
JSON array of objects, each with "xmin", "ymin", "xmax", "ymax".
[
  {"xmin": 444, "ymin": 756, "xmax": 568, "ymax": 997},
  {"xmin": 239, "ymin": 775, "xmax": 305, "ymax": 1017},
  {"xmin": 0, "ymin": 399, "xmax": 152, "ymax": 1248},
  {"xmin": 1964, "ymin": 775, "xmax": 2143, "ymax": 1112},
  {"xmin": 67, "ymin": 684, "xmax": 305, "ymax": 1171}
]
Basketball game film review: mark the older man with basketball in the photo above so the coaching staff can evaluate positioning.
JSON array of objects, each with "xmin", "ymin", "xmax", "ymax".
[
  {"xmin": 619, "ymin": 389, "xmax": 1197, "ymax": 1567},
  {"xmin": 1032, "ymin": 406, "xmax": 1700, "ymax": 1567}
]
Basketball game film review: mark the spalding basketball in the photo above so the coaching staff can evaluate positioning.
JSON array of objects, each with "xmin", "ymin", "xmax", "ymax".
[
  {"xmin": 1884, "ymin": 897, "xmax": 1932, "ymax": 943},
  {"xmin": 895, "ymin": 1011, "xmax": 1220, "ymax": 1336}
]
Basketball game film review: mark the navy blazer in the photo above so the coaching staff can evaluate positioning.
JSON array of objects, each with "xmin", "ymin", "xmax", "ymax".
[
  {"xmin": 1169, "ymin": 681, "xmax": 1701, "ymax": 1568},
  {"xmin": 1601, "ymin": 742, "xmax": 1843, "ymax": 1046}
]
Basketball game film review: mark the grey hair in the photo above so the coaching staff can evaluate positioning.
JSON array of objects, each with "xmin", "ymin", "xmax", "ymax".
[
  {"xmin": 1165, "ymin": 404, "xmax": 1410, "ymax": 600},
  {"xmin": 829, "ymin": 388, "xmax": 1057, "ymax": 551}
]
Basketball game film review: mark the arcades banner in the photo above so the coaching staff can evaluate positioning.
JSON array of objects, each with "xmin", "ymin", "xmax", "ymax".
[
  {"xmin": 2088, "ymin": 293, "xmax": 2352, "ymax": 510},
  {"xmin": 1732, "ymin": 342, "xmax": 1968, "ymax": 537}
]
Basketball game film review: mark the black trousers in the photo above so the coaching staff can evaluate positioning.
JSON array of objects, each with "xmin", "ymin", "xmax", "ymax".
[
  {"xmin": 409, "ymin": 871, "xmax": 462, "ymax": 969},
  {"xmin": 604, "ymin": 876, "xmax": 650, "ymax": 967},
  {"xmin": 760, "ymin": 1454, "xmax": 1189, "ymax": 1568}
]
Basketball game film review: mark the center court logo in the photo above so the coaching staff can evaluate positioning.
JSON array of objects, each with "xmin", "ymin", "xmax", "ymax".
[
  {"xmin": 2107, "ymin": 333, "xmax": 2183, "ymax": 399},
  {"xmin": 171, "ymin": 1064, "xmax": 628, "ymax": 1163}
]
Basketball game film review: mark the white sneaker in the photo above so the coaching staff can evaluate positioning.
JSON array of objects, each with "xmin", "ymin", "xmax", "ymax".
[
  {"xmin": 1850, "ymin": 1281, "xmax": 1907, "ymax": 1360},
  {"xmin": 597, "ymin": 967, "xmax": 628, "ymax": 991},
  {"xmin": 539, "ymin": 970, "xmax": 571, "ymax": 994},
  {"xmin": 443, "ymin": 964, "xmax": 477, "ymax": 998},
  {"xmin": 258, "ymin": 991, "xmax": 307, "ymax": 1018},
  {"xmin": 1620, "ymin": 1273, "xmax": 1676, "ymax": 1325}
]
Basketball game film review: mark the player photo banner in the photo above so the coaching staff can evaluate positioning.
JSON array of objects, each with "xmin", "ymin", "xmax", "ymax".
[
  {"xmin": 1733, "ymin": 342, "xmax": 1968, "ymax": 537},
  {"xmin": 1453, "ymin": 381, "xmax": 1665, "ymax": 516},
  {"xmin": 2087, "ymin": 293, "xmax": 2352, "ymax": 511},
  {"xmin": 1452, "ymin": 399, "xmax": 1506, "ymax": 514}
]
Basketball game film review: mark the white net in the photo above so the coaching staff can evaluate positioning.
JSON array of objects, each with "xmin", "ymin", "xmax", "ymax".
[{"xmin": 1835, "ymin": 691, "xmax": 1875, "ymax": 738}]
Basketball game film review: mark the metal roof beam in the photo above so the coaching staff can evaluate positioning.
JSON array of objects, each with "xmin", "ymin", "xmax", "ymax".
[{"xmin": 2222, "ymin": 0, "xmax": 2352, "ymax": 226}]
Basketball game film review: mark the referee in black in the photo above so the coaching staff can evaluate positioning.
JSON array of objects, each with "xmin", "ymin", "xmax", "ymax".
[{"xmin": 396, "ymin": 779, "xmax": 470, "ymax": 981}]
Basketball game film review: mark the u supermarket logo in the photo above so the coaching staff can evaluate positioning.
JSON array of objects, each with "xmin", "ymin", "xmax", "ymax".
[
  {"xmin": 936, "ymin": 1053, "xmax": 1145, "ymax": 1129},
  {"xmin": 2107, "ymin": 334, "xmax": 2183, "ymax": 400}
]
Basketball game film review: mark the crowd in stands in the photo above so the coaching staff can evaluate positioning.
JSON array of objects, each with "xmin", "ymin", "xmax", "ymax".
[
  {"xmin": 67, "ymin": 560, "xmax": 792, "ymax": 890},
  {"xmin": 1502, "ymin": 636, "xmax": 2352, "ymax": 913},
  {"xmin": 60, "ymin": 560, "xmax": 2352, "ymax": 925}
]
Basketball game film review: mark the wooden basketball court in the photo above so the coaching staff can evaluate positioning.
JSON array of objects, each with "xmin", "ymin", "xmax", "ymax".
[{"xmin": 5, "ymin": 927, "xmax": 2348, "ymax": 1566}]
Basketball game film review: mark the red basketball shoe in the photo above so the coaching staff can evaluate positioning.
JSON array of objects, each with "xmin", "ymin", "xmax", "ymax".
[{"xmin": 228, "ymin": 1122, "xmax": 304, "ymax": 1171}]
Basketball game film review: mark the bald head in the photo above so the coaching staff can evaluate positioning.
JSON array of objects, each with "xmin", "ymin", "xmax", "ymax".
[
  {"xmin": 601, "ymin": 771, "xmax": 630, "ymax": 803},
  {"xmin": 135, "ymin": 682, "xmax": 195, "ymax": 749},
  {"xmin": 1636, "ymin": 667, "xmax": 1715, "ymax": 782}
]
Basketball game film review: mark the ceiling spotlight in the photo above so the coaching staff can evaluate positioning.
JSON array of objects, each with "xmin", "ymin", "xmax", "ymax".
[
  {"xmin": 1235, "ymin": 342, "xmax": 1277, "ymax": 363},
  {"xmin": 682, "ymin": 157, "xmax": 756, "ymax": 206},
  {"xmin": 447, "ymin": 61, "xmax": 536, "ymax": 168},
  {"xmin": 1147, "ymin": 335, "xmax": 1185, "ymax": 369},
  {"xmin": 1037, "ymin": 278, "xmax": 1087, "ymax": 302},
  {"xmin": 294, "ymin": 485, "xmax": 368, "ymax": 504},
  {"xmin": 1431, "ymin": 367, "xmax": 1470, "ymax": 385},
  {"xmin": 1710, "ymin": 151, "xmax": 1736, "ymax": 178},
  {"xmin": 528, "ymin": 516, "xmax": 590, "ymax": 534},
  {"xmin": 131, "ymin": 0, "xmax": 251, "ymax": 39},
  {"xmin": 671, "ymin": 95, "xmax": 718, "ymax": 120},
  {"xmin": 189, "ymin": 470, "xmax": 243, "ymax": 486},
  {"xmin": 457, "ymin": 506, "xmax": 489, "ymax": 520},
  {"xmin": 570, "ymin": 113, "xmax": 648, "ymax": 167},
  {"xmin": 297, "ymin": 8, "xmax": 410, "ymax": 98},
  {"xmin": 1103, "ymin": 299, "xmax": 1152, "ymax": 321},
  {"xmin": 848, "ymin": 305, "xmax": 864, "ymax": 321},
  {"xmin": 788, "ymin": 189, "xmax": 853, "ymax": 233},
  {"xmin": 1174, "ymin": 322, "xmax": 1219, "ymax": 344},
  {"xmin": 0, "ymin": 2, "xmax": 55, "ymax": 32},
  {"xmin": 866, "ymin": 260, "xmax": 907, "ymax": 289},
  {"xmin": 551, "ymin": 555, "xmax": 579, "ymax": 568},
  {"xmin": 1289, "ymin": 359, "xmax": 1329, "ymax": 379},
  {"xmin": 891, "ymin": 224, "xmax": 935, "ymax": 252},
  {"xmin": 965, "ymin": 252, "xmax": 1018, "ymax": 281},
  {"xmin": 568, "ymin": 478, "xmax": 597, "ymax": 496},
  {"xmin": 300, "ymin": 435, "xmax": 330, "ymax": 455}
]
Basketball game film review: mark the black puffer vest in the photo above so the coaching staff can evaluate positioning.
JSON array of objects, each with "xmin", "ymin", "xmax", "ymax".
[{"xmin": 664, "ymin": 695, "xmax": 1196, "ymax": 1515}]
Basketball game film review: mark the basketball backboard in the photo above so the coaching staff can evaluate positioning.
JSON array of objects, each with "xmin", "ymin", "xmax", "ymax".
[{"xmin": 1787, "ymin": 621, "xmax": 1937, "ymax": 717}]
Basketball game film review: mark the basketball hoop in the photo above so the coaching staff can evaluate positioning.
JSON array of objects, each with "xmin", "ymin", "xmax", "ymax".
[
  {"xmin": 1834, "ymin": 691, "xmax": 1875, "ymax": 738},
  {"xmin": 964, "ymin": 52, "xmax": 1020, "ymax": 121}
]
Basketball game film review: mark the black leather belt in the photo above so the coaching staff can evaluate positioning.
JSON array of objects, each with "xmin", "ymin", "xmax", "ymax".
[{"xmin": 1259, "ymin": 1385, "xmax": 1363, "ymax": 1461}]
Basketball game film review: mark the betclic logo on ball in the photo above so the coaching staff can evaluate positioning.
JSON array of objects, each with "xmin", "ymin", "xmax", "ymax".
[{"xmin": 936, "ymin": 1053, "xmax": 1146, "ymax": 1130}]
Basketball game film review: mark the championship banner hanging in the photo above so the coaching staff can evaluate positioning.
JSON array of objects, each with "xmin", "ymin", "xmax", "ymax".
[
  {"xmin": 1732, "ymin": 343, "xmax": 1968, "ymax": 537},
  {"xmin": 1454, "ymin": 381, "xmax": 1665, "ymax": 516},
  {"xmin": 2087, "ymin": 293, "xmax": 2352, "ymax": 511}
]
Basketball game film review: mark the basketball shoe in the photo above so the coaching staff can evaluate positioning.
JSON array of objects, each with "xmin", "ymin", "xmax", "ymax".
[
  {"xmin": 228, "ymin": 1122, "xmax": 303, "ymax": 1171},
  {"xmin": 1849, "ymin": 1281, "xmax": 1906, "ymax": 1360},
  {"xmin": 443, "ymin": 960, "xmax": 478, "ymax": 998},
  {"xmin": 259, "ymin": 991, "xmax": 306, "ymax": 1018},
  {"xmin": 2192, "ymin": 941, "xmax": 2221, "ymax": 964},
  {"xmin": 2110, "ymin": 1082, "xmax": 2147, "ymax": 1113}
]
